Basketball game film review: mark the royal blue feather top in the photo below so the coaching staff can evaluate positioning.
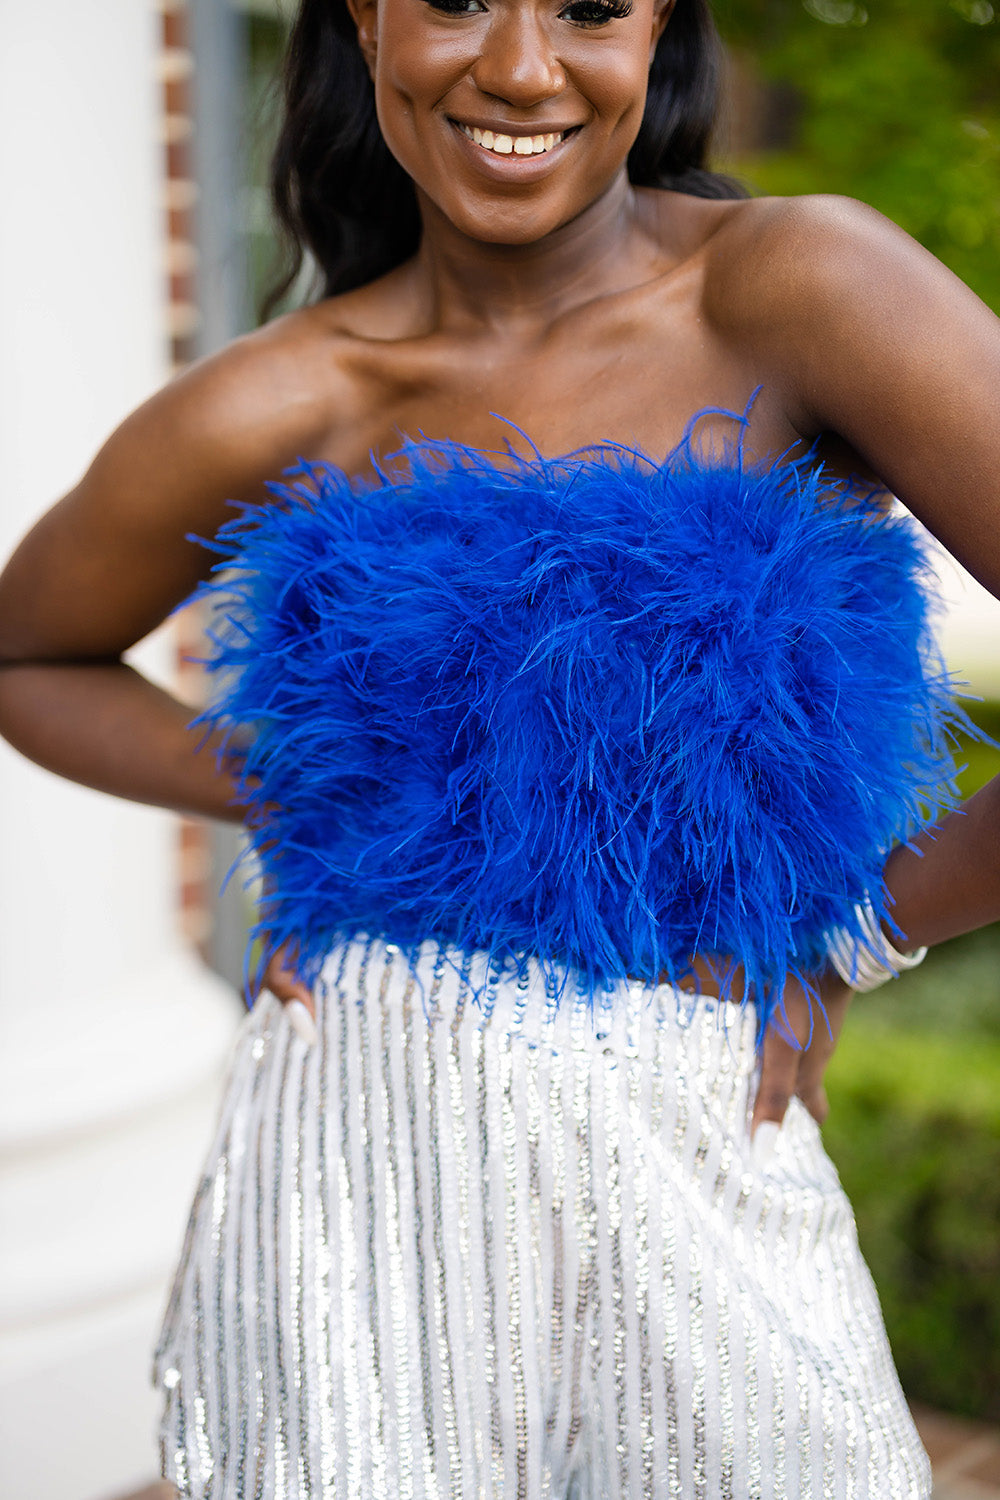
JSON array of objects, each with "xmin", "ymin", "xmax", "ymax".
[{"xmin": 195, "ymin": 424, "xmax": 967, "ymax": 1027}]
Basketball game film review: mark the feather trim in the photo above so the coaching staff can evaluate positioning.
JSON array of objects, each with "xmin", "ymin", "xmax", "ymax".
[{"xmin": 192, "ymin": 419, "xmax": 973, "ymax": 1030}]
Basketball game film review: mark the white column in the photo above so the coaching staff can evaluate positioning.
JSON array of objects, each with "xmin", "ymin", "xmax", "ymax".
[
  {"xmin": 0, "ymin": 5, "xmax": 239, "ymax": 1500},
  {"xmin": 935, "ymin": 552, "xmax": 1000, "ymax": 701}
]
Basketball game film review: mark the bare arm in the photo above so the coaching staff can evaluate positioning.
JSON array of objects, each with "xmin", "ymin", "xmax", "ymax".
[
  {"xmin": 0, "ymin": 316, "xmax": 344, "ymax": 820},
  {"xmin": 720, "ymin": 195, "xmax": 1000, "ymax": 952},
  {"xmin": 711, "ymin": 197, "xmax": 1000, "ymax": 1138},
  {"xmin": 0, "ymin": 661, "xmax": 242, "ymax": 820}
]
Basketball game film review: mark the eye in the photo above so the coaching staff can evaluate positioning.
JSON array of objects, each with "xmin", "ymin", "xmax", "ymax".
[
  {"xmin": 423, "ymin": 0, "xmax": 488, "ymax": 12},
  {"xmin": 558, "ymin": 0, "xmax": 633, "ymax": 24}
]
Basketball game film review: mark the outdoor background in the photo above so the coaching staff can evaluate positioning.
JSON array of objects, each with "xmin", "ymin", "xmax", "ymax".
[{"xmin": 0, "ymin": 4, "xmax": 997, "ymax": 1500}]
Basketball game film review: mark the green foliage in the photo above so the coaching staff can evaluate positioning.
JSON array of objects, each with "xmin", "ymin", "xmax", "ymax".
[
  {"xmin": 713, "ymin": 0, "xmax": 1000, "ymax": 311},
  {"xmin": 245, "ymin": 13, "xmax": 293, "ymax": 322},
  {"xmin": 822, "ymin": 697, "xmax": 1000, "ymax": 1421},
  {"xmin": 861, "ymin": 923, "xmax": 1000, "ymax": 1038},
  {"xmin": 952, "ymin": 697, "xmax": 1000, "ymax": 800},
  {"xmin": 824, "ymin": 1023, "xmax": 1000, "ymax": 1420}
]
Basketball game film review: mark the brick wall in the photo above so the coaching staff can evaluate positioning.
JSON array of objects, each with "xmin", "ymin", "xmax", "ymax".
[{"xmin": 158, "ymin": 0, "xmax": 213, "ymax": 952}]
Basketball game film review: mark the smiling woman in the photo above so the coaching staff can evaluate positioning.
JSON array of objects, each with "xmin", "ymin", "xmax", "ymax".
[
  {"xmin": 264, "ymin": 0, "xmax": 738, "ymax": 309},
  {"xmin": 2, "ymin": 0, "xmax": 1000, "ymax": 1495}
]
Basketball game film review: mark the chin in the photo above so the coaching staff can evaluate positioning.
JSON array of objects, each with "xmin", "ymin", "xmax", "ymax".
[
  {"xmin": 462, "ymin": 218, "xmax": 567, "ymax": 248},
  {"xmin": 437, "ymin": 193, "xmax": 588, "ymax": 248}
]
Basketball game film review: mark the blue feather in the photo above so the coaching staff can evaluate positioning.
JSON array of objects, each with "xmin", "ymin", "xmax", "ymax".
[{"xmin": 192, "ymin": 422, "xmax": 974, "ymax": 1032}]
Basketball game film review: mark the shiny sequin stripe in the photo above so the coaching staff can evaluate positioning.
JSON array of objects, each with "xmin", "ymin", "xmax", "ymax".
[
  {"xmin": 316, "ymin": 946, "xmax": 348, "ymax": 1497},
  {"xmin": 156, "ymin": 934, "xmax": 933, "ymax": 1499},
  {"xmin": 154, "ymin": 992, "xmax": 274, "ymax": 1496}
]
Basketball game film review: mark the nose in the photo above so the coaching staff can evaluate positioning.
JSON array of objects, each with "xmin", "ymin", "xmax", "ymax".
[{"xmin": 470, "ymin": 8, "xmax": 567, "ymax": 108}]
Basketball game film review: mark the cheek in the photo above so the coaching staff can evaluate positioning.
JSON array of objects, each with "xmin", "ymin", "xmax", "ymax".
[
  {"xmin": 567, "ymin": 42, "xmax": 652, "ymax": 138},
  {"xmin": 373, "ymin": 17, "xmax": 468, "ymax": 149},
  {"xmin": 374, "ymin": 66, "xmax": 456, "ymax": 193}
]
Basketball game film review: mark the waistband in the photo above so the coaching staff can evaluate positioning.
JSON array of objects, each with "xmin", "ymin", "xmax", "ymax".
[{"xmin": 319, "ymin": 932, "xmax": 760, "ymax": 1071}]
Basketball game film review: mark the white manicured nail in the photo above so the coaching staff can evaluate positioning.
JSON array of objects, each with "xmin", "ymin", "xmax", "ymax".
[
  {"xmin": 286, "ymin": 1000, "xmax": 318, "ymax": 1047},
  {"xmin": 751, "ymin": 1121, "xmax": 780, "ymax": 1170}
]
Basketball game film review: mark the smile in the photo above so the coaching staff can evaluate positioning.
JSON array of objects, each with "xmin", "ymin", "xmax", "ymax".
[{"xmin": 454, "ymin": 122, "xmax": 569, "ymax": 157}]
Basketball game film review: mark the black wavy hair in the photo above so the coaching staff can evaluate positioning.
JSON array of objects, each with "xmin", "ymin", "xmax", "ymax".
[{"xmin": 264, "ymin": 0, "xmax": 742, "ymax": 314}]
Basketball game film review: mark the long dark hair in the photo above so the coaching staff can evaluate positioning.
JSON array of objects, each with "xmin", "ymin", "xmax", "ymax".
[{"xmin": 265, "ymin": 0, "xmax": 742, "ymax": 315}]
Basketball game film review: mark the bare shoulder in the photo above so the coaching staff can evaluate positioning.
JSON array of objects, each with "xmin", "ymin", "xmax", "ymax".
[
  {"xmin": 60, "ymin": 290, "xmax": 399, "ymax": 565},
  {"xmin": 702, "ymin": 192, "xmax": 966, "ymax": 341},
  {"xmin": 137, "ymin": 301, "xmax": 365, "ymax": 486},
  {"xmin": 0, "ymin": 297, "xmax": 383, "ymax": 659},
  {"xmin": 692, "ymin": 190, "xmax": 1000, "ymax": 442},
  {"xmin": 122, "ymin": 260, "xmax": 429, "ymax": 497}
]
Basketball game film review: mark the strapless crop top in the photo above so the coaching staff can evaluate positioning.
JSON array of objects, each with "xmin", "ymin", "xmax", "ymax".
[{"xmin": 194, "ymin": 422, "xmax": 968, "ymax": 1028}]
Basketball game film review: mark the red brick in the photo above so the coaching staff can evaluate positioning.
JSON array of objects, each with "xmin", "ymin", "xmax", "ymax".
[
  {"xmin": 169, "ymin": 269, "xmax": 196, "ymax": 304},
  {"xmin": 164, "ymin": 78, "xmax": 190, "ymax": 116},
  {"xmin": 171, "ymin": 334, "xmax": 197, "ymax": 367},
  {"xmin": 162, "ymin": 12, "xmax": 188, "ymax": 50},
  {"xmin": 166, "ymin": 140, "xmax": 192, "ymax": 181},
  {"xmin": 167, "ymin": 206, "xmax": 192, "ymax": 242}
]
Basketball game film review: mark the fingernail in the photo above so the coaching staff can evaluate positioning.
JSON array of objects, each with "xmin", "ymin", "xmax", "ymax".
[
  {"xmin": 751, "ymin": 1120, "xmax": 780, "ymax": 1170},
  {"xmin": 286, "ymin": 1000, "xmax": 318, "ymax": 1047}
]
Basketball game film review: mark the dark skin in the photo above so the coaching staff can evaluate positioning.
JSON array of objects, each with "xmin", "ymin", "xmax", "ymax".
[{"xmin": 1, "ymin": 0, "xmax": 1000, "ymax": 1140}]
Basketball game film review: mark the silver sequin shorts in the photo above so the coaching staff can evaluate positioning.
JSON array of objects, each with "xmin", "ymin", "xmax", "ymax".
[{"xmin": 155, "ymin": 934, "xmax": 931, "ymax": 1499}]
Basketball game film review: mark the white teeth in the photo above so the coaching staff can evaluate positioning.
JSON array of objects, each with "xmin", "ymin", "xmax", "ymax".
[{"xmin": 460, "ymin": 123, "xmax": 565, "ymax": 157}]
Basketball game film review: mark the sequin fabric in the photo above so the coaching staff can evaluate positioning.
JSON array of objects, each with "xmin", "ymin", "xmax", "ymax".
[{"xmin": 155, "ymin": 935, "xmax": 931, "ymax": 1499}]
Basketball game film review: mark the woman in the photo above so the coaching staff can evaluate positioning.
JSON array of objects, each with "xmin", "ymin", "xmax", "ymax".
[{"xmin": 1, "ymin": 0, "xmax": 998, "ymax": 1492}]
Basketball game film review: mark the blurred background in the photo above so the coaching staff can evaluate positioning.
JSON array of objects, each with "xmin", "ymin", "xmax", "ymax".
[{"xmin": 0, "ymin": 2, "xmax": 997, "ymax": 1498}]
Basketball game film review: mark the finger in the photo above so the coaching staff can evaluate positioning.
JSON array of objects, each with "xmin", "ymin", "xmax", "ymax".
[
  {"xmin": 264, "ymin": 966, "xmax": 314, "ymax": 1012},
  {"xmin": 262, "ymin": 964, "xmax": 318, "ymax": 1046},
  {"xmin": 257, "ymin": 944, "xmax": 313, "ymax": 1008},
  {"xmin": 284, "ymin": 999, "xmax": 319, "ymax": 1046},
  {"xmin": 794, "ymin": 1033, "xmax": 833, "ymax": 1105},
  {"xmin": 751, "ymin": 1027, "xmax": 800, "ymax": 1158},
  {"xmin": 796, "ymin": 1082, "xmax": 829, "ymax": 1125},
  {"xmin": 256, "ymin": 949, "xmax": 317, "ymax": 1046}
]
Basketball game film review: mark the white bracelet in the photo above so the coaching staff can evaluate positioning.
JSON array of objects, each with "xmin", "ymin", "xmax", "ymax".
[{"xmin": 825, "ymin": 899, "xmax": 927, "ymax": 992}]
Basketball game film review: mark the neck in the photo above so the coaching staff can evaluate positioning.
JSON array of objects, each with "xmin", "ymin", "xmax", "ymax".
[{"xmin": 413, "ymin": 173, "xmax": 656, "ymax": 335}]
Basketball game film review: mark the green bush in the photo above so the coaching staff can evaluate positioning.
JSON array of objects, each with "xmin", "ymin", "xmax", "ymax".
[
  {"xmin": 824, "ymin": 1024, "xmax": 1000, "ymax": 1421},
  {"xmin": 819, "ymin": 700, "xmax": 1000, "ymax": 1421},
  {"xmin": 953, "ymin": 698, "xmax": 1000, "ymax": 801},
  {"xmin": 713, "ymin": 0, "xmax": 1000, "ymax": 314}
]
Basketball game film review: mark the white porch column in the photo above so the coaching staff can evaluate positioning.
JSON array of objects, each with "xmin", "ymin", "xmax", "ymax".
[
  {"xmin": 0, "ymin": 5, "xmax": 239, "ymax": 1500},
  {"xmin": 935, "ymin": 552, "xmax": 1000, "ymax": 701}
]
